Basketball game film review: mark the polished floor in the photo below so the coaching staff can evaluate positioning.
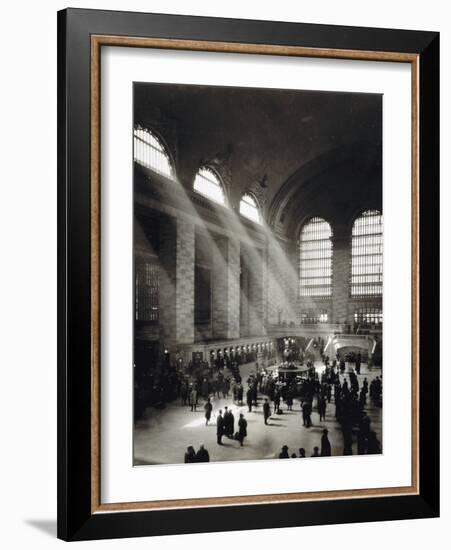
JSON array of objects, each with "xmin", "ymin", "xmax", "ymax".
[{"xmin": 133, "ymin": 362, "xmax": 382, "ymax": 465}]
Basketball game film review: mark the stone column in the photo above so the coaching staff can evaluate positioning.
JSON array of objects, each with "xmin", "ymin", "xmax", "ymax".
[
  {"xmin": 158, "ymin": 216, "xmax": 195, "ymax": 352},
  {"xmin": 332, "ymin": 232, "xmax": 351, "ymax": 324},
  {"xmin": 240, "ymin": 254, "xmax": 250, "ymax": 337},
  {"xmin": 211, "ymin": 236, "xmax": 240, "ymax": 339}
]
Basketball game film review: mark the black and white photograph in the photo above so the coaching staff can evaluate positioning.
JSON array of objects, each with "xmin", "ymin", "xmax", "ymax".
[{"xmin": 133, "ymin": 82, "xmax": 383, "ymax": 466}]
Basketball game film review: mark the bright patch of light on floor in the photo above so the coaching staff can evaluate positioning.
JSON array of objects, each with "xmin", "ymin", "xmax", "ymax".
[{"xmin": 183, "ymin": 416, "xmax": 209, "ymax": 429}]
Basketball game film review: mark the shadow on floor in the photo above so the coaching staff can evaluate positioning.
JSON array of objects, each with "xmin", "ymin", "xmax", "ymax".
[{"xmin": 25, "ymin": 519, "xmax": 57, "ymax": 538}]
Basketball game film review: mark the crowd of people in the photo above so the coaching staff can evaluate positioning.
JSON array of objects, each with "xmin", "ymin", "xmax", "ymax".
[
  {"xmin": 136, "ymin": 338, "xmax": 382, "ymax": 463},
  {"xmin": 177, "ymin": 351, "xmax": 382, "ymax": 463}
]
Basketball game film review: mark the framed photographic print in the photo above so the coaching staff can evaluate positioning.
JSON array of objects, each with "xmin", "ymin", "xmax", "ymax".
[{"xmin": 57, "ymin": 8, "xmax": 439, "ymax": 541}]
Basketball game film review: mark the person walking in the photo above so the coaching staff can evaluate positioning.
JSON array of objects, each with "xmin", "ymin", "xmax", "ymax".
[
  {"xmin": 216, "ymin": 410, "xmax": 225, "ymax": 445},
  {"xmin": 318, "ymin": 395, "xmax": 327, "ymax": 422},
  {"xmin": 302, "ymin": 400, "xmax": 312, "ymax": 427},
  {"xmin": 204, "ymin": 397, "xmax": 213, "ymax": 426},
  {"xmin": 263, "ymin": 398, "xmax": 271, "ymax": 425},
  {"xmin": 246, "ymin": 387, "xmax": 253, "ymax": 412}
]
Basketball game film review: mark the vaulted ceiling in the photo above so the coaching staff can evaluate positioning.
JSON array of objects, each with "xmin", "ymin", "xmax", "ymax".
[{"xmin": 134, "ymin": 82, "xmax": 382, "ymax": 236}]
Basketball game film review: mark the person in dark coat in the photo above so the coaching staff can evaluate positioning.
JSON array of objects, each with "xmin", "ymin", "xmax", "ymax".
[
  {"xmin": 237, "ymin": 413, "xmax": 247, "ymax": 446},
  {"xmin": 302, "ymin": 400, "xmax": 312, "ymax": 427},
  {"xmin": 318, "ymin": 395, "xmax": 327, "ymax": 422},
  {"xmin": 355, "ymin": 352, "xmax": 361, "ymax": 375},
  {"xmin": 367, "ymin": 431, "xmax": 381, "ymax": 454},
  {"xmin": 263, "ymin": 398, "xmax": 271, "ymax": 425},
  {"xmin": 246, "ymin": 388, "xmax": 253, "ymax": 412},
  {"xmin": 228, "ymin": 408, "xmax": 235, "ymax": 438},
  {"xmin": 237, "ymin": 383, "xmax": 244, "ymax": 405},
  {"xmin": 195, "ymin": 444, "xmax": 210, "ymax": 462},
  {"xmin": 204, "ymin": 398, "xmax": 213, "ymax": 426},
  {"xmin": 311, "ymin": 446, "xmax": 320, "ymax": 457},
  {"xmin": 224, "ymin": 406, "xmax": 234, "ymax": 438},
  {"xmin": 298, "ymin": 448, "xmax": 306, "ymax": 458},
  {"xmin": 216, "ymin": 410, "xmax": 225, "ymax": 445},
  {"xmin": 184, "ymin": 446, "xmax": 196, "ymax": 463},
  {"xmin": 279, "ymin": 445, "xmax": 289, "ymax": 458},
  {"xmin": 223, "ymin": 406, "xmax": 230, "ymax": 435},
  {"xmin": 320, "ymin": 428, "xmax": 332, "ymax": 456}
]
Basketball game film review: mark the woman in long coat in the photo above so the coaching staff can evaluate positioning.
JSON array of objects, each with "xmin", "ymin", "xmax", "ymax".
[
  {"xmin": 237, "ymin": 413, "xmax": 247, "ymax": 447},
  {"xmin": 204, "ymin": 398, "xmax": 213, "ymax": 425}
]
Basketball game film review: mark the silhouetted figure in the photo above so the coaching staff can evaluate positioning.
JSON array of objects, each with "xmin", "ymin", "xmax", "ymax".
[
  {"xmin": 184, "ymin": 446, "xmax": 196, "ymax": 463},
  {"xmin": 367, "ymin": 431, "xmax": 381, "ymax": 454},
  {"xmin": 321, "ymin": 428, "xmax": 332, "ymax": 456},
  {"xmin": 263, "ymin": 399, "xmax": 271, "ymax": 425},
  {"xmin": 302, "ymin": 400, "xmax": 312, "ymax": 427},
  {"xmin": 299, "ymin": 448, "xmax": 306, "ymax": 458},
  {"xmin": 237, "ymin": 413, "xmax": 247, "ymax": 446},
  {"xmin": 279, "ymin": 445, "xmax": 289, "ymax": 459},
  {"xmin": 204, "ymin": 398, "xmax": 212, "ymax": 425},
  {"xmin": 216, "ymin": 410, "xmax": 224, "ymax": 445},
  {"xmin": 246, "ymin": 388, "xmax": 253, "ymax": 412},
  {"xmin": 318, "ymin": 395, "xmax": 327, "ymax": 422},
  {"xmin": 195, "ymin": 444, "xmax": 210, "ymax": 462},
  {"xmin": 311, "ymin": 446, "xmax": 320, "ymax": 457},
  {"xmin": 237, "ymin": 384, "xmax": 244, "ymax": 405}
]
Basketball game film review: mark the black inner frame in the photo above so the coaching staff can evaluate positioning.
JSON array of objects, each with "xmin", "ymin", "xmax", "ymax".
[{"xmin": 57, "ymin": 8, "xmax": 439, "ymax": 541}]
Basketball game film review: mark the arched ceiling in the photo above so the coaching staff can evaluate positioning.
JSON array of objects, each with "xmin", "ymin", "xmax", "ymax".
[{"xmin": 135, "ymin": 82, "xmax": 382, "ymax": 237}]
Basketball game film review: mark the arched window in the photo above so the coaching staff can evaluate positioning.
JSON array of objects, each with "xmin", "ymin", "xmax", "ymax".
[
  {"xmin": 133, "ymin": 126, "xmax": 175, "ymax": 180},
  {"xmin": 193, "ymin": 167, "xmax": 226, "ymax": 205},
  {"xmin": 240, "ymin": 193, "xmax": 261, "ymax": 224},
  {"xmin": 299, "ymin": 217, "xmax": 332, "ymax": 297},
  {"xmin": 351, "ymin": 210, "xmax": 383, "ymax": 296}
]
